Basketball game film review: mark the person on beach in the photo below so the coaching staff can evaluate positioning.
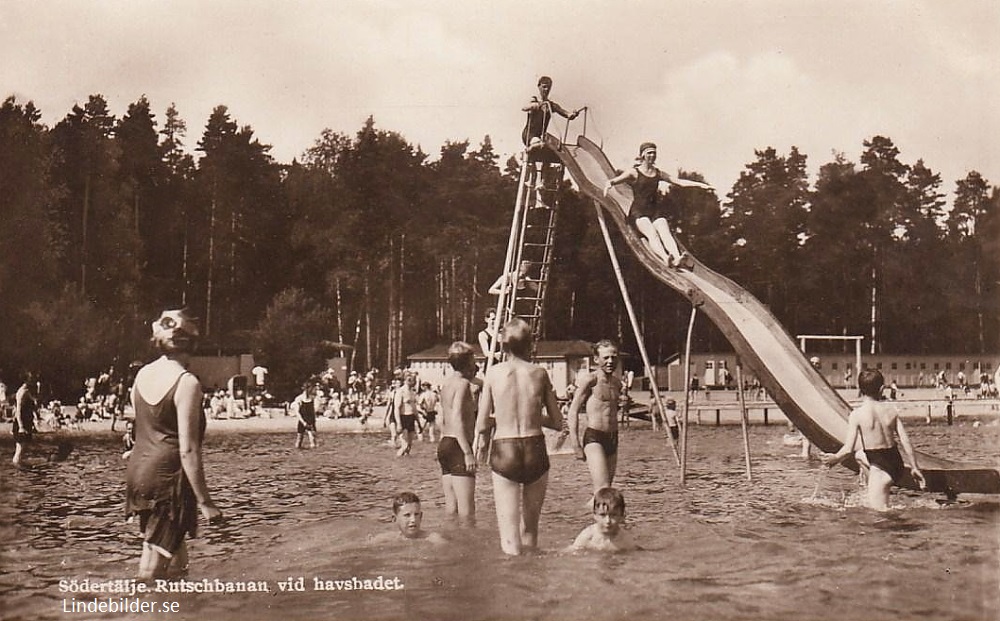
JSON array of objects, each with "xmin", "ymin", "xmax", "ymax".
[
  {"xmin": 125, "ymin": 309, "xmax": 222, "ymax": 580},
  {"xmin": 567, "ymin": 340, "xmax": 622, "ymax": 495},
  {"xmin": 393, "ymin": 372, "xmax": 419, "ymax": 457},
  {"xmin": 12, "ymin": 373, "xmax": 38, "ymax": 467},
  {"xmin": 604, "ymin": 142, "xmax": 714, "ymax": 269},
  {"xmin": 474, "ymin": 318, "xmax": 564, "ymax": 555},
  {"xmin": 567, "ymin": 487, "xmax": 638, "ymax": 553},
  {"xmin": 823, "ymin": 369, "xmax": 926, "ymax": 511},
  {"xmin": 437, "ymin": 342, "xmax": 481, "ymax": 525},
  {"xmin": 291, "ymin": 382, "xmax": 318, "ymax": 449}
]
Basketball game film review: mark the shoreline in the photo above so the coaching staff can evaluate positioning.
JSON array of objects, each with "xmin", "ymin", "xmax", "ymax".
[{"xmin": 14, "ymin": 390, "xmax": 999, "ymax": 439}]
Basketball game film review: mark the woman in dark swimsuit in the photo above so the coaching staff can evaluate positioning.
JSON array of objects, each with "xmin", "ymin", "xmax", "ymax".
[{"xmin": 604, "ymin": 142, "xmax": 714, "ymax": 268}]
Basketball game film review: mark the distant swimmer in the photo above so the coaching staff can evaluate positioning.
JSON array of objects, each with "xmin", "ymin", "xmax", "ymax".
[
  {"xmin": 567, "ymin": 487, "xmax": 638, "ymax": 553},
  {"xmin": 567, "ymin": 340, "xmax": 622, "ymax": 495},
  {"xmin": 823, "ymin": 369, "xmax": 926, "ymax": 511},
  {"xmin": 437, "ymin": 342, "xmax": 480, "ymax": 525},
  {"xmin": 604, "ymin": 142, "xmax": 714, "ymax": 269},
  {"xmin": 474, "ymin": 318, "xmax": 564, "ymax": 555}
]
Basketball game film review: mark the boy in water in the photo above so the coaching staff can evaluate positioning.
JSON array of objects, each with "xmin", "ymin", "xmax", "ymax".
[
  {"xmin": 389, "ymin": 492, "xmax": 444, "ymax": 543},
  {"xmin": 567, "ymin": 340, "xmax": 622, "ymax": 494},
  {"xmin": 823, "ymin": 369, "xmax": 926, "ymax": 510},
  {"xmin": 474, "ymin": 318, "xmax": 564, "ymax": 555},
  {"xmin": 568, "ymin": 487, "xmax": 638, "ymax": 552},
  {"xmin": 437, "ymin": 342, "xmax": 480, "ymax": 525},
  {"xmin": 291, "ymin": 383, "xmax": 318, "ymax": 449}
]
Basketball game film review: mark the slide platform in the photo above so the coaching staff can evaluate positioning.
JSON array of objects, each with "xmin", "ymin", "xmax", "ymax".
[{"xmin": 546, "ymin": 133, "xmax": 1000, "ymax": 496}]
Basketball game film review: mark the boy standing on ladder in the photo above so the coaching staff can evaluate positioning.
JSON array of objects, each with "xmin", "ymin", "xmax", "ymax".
[{"xmin": 521, "ymin": 76, "xmax": 579, "ymax": 204}]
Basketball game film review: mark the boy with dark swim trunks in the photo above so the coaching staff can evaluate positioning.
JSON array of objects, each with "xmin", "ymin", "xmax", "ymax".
[
  {"xmin": 437, "ymin": 342, "xmax": 480, "ymax": 525},
  {"xmin": 567, "ymin": 340, "xmax": 622, "ymax": 495},
  {"xmin": 417, "ymin": 382, "xmax": 439, "ymax": 442},
  {"xmin": 474, "ymin": 318, "xmax": 564, "ymax": 555},
  {"xmin": 824, "ymin": 369, "xmax": 925, "ymax": 511},
  {"xmin": 393, "ymin": 373, "xmax": 419, "ymax": 457},
  {"xmin": 568, "ymin": 487, "xmax": 638, "ymax": 553}
]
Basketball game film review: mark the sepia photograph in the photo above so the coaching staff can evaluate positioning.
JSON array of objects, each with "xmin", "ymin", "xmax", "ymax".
[{"xmin": 1, "ymin": 1, "xmax": 998, "ymax": 620}]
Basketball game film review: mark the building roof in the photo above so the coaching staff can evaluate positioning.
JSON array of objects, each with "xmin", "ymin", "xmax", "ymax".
[{"xmin": 407, "ymin": 340, "xmax": 594, "ymax": 362}]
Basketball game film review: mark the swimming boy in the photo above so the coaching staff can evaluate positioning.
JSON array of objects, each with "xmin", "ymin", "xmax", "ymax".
[
  {"xmin": 568, "ymin": 487, "xmax": 638, "ymax": 553},
  {"xmin": 388, "ymin": 492, "xmax": 444, "ymax": 543},
  {"xmin": 567, "ymin": 340, "xmax": 622, "ymax": 494},
  {"xmin": 474, "ymin": 318, "xmax": 564, "ymax": 555},
  {"xmin": 438, "ymin": 342, "xmax": 479, "ymax": 525},
  {"xmin": 823, "ymin": 369, "xmax": 926, "ymax": 510}
]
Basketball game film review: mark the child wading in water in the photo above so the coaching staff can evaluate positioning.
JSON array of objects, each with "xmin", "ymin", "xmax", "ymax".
[
  {"xmin": 568, "ymin": 487, "xmax": 638, "ymax": 552},
  {"xmin": 823, "ymin": 369, "xmax": 926, "ymax": 510}
]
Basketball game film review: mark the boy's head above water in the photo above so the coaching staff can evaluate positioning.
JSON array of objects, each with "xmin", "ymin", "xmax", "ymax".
[
  {"xmin": 392, "ymin": 492, "xmax": 423, "ymax": 539},
  {"xmin": 592, "ymin": 487, "xmax": 626, "ymax": 535}
]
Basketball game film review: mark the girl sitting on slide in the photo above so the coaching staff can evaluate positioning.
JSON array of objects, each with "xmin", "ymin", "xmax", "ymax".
[{"xmin": 604, "ymin": 142, "xmax": 713, "ymax": 269}]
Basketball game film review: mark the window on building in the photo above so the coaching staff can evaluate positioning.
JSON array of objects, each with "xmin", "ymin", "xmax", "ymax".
[
  {"xmin": 876, "ymin": 362, "xmax": 883, "ymax": 370},
  {"xmin": 920, "ymin": 362, "xmax": 926, "ymax": 369},
  {"xmin": 905, "ymin": 362, "xmax": 911, "ymax": 370},
  {"xmin": 946, "ymin": 363, "xmax": 952, "ymax": 370},
  {"xmin": 832, "ymin": 362, "xmax": 839, "ymax": 370},
  {"xmin": 891, "ymin": 363, "xmax": 898, "ymax": 370}
]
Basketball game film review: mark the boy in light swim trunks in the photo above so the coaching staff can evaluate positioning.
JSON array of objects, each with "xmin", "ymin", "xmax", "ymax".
[
  {"xmin": 437, "ymin": 342, "xmax": 480, "ymax": 525},
  {"xmin": 824, "ymin": 369, "xmax": 926, "ymax": 510},
  {"xmin": 567, "ymin": 340, "xmax": 622, "ymax": 494},
  {"xmin": 474, "ymin": 318, "xmax": 564, "ymax": 555},
  {"xmin": 568, "ymin": 487, "xmax": 638, "ymax": 553}
]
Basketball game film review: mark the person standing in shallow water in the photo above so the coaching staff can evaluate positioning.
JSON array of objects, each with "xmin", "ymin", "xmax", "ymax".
[
  {"xmin": 125, "ymin": 309, "xmax": 222, "ymax": 580},
  {"xmin": 474, "ymin": 318, "xmax": 564, "ymax": 555}
]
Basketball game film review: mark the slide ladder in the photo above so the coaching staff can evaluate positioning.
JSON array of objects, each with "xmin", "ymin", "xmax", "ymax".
[{"xmin": 487, "ymin": 155, "xmax": 563, "ymax": 365}]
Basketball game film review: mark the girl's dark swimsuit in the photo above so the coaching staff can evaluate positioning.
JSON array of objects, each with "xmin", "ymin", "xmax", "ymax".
[
  {"xmin": 628, "ymin": 167, "xmax": 664, "ymax": 224},
  {"xmin": 864, "ymin": 447, "xmax": 905, "ymax": 483},
  {"xmin": 490, "ymin": 435, "xmax": 549, "ymax": 484}
]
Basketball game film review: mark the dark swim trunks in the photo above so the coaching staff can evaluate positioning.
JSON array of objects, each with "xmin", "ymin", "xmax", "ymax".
[
  {"xmin": 582, "ymin": 427, "xmax": 619, "ymax": 457},
  {"xmin": 400, "ymin": 415, "xmax": 417, "ymax": 433},
  {"xmin": 437, "ymin": 436, "xmax": 474, "ymax": 477},
  {"xmin": 490, "ymin": 435, "xmax": 549, "ymax": 484},
  {"xmin": 864, "ymin": 447, "xmax": 906, "ymax": 483}
]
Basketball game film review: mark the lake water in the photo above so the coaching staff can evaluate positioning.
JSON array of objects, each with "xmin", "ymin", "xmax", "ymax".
[{"xmin": 2, "ymin": 417, "xmax": 997, "ymax": 621}]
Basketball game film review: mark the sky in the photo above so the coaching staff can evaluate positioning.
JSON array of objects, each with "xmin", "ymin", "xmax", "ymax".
[{"xmin": 2, "ymin": 0, "xmax": 998, "ymax": 200}]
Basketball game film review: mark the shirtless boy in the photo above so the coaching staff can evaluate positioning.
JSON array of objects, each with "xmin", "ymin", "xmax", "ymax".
[
  {"xmin": 393, "ymin": 373, "xmax": 419, "ymax": 457},
  {"xmin": 824, "ymin": 369, "xmax": 926, "ymax": 510},
  {"xmin": 474, "ymin": 318, "xmax": 564, "ymax": 555},
  {"xmin": 567, "ymin": 340, "xmax": 622, "ymax": 494},
  {"xmin": 437, "ymin": 342, "xmax": 480, "ymax": 525},
  {"xmin": 568, "ymin": 487, "xmax": 638, "ymax": 553}
]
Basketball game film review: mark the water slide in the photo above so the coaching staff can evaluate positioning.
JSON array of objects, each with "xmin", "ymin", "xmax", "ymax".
[{"xmin": 546, "ymin": 133, "xmax": 1000, "ymax": 496}]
